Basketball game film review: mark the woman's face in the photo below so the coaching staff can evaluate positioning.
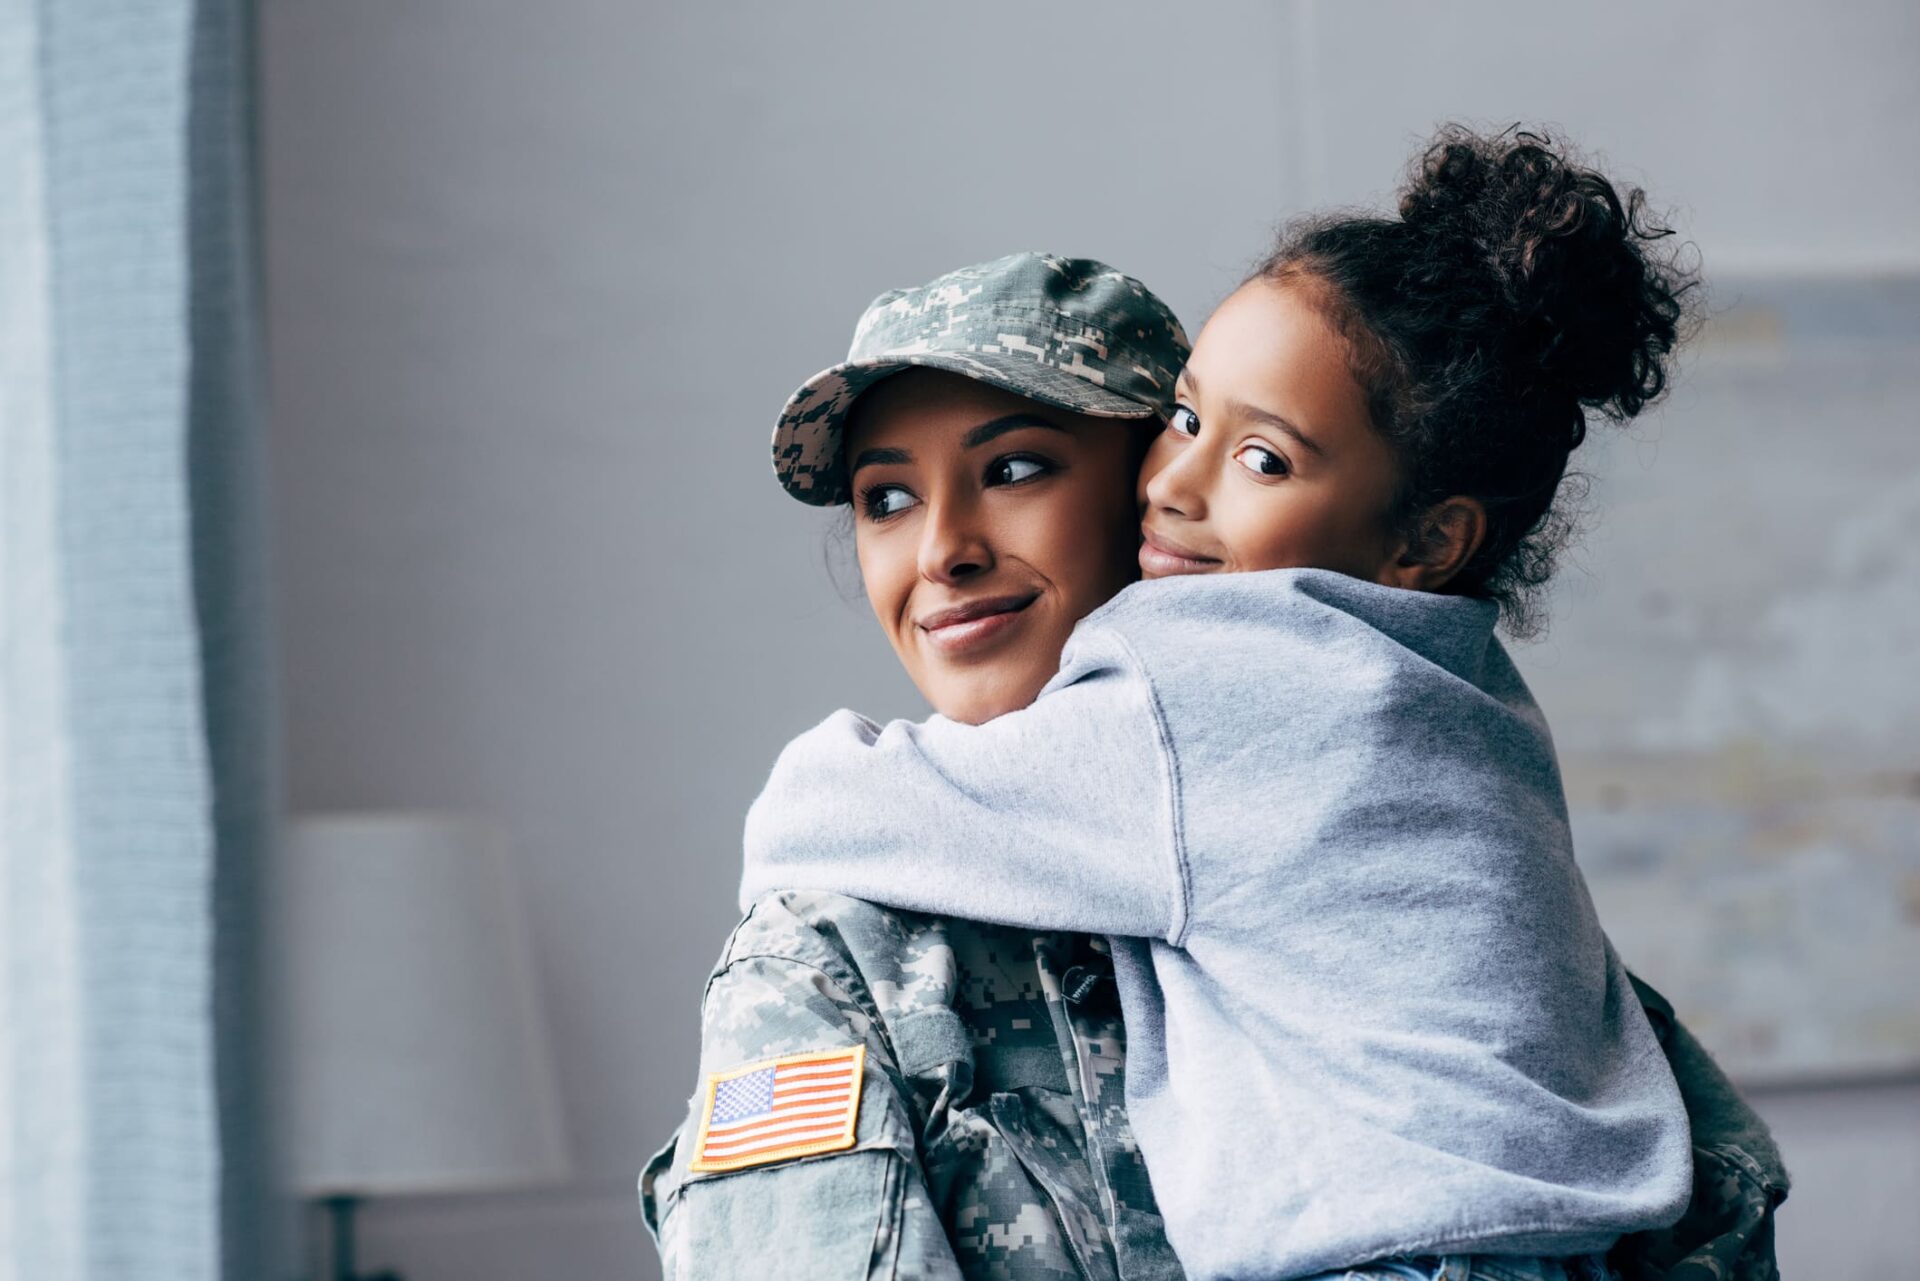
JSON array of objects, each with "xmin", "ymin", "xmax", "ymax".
[
  {"xmin": 845, "ymin": 369, "xmax": 1144, "ymax": 725},
  {"xmin": 1137, "ymin": 278, "xmax": 1405, "ymax": 580}
]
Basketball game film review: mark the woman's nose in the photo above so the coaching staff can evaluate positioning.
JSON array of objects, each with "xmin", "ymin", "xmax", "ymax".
[
  {"xmin": 917, "ymin": 496, "xmax": 994, "ymax": 584},
  {"xmin": 1142, "ymin": 437, "xmax": 1208, "ymax": 520}
]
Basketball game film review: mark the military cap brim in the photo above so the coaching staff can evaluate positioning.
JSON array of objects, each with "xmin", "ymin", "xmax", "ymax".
[{"xmin": 773, "ymin": 351, "xmax": 1159, "ymax": 507}]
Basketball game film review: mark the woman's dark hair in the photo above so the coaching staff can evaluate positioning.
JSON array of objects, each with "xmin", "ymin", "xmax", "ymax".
[{"xmin": 1255, "ymin": 124, "xmax": 1698, "ymax": 636}]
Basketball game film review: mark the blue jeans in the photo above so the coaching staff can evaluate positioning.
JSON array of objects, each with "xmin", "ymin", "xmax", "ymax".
[{"xmin": 1298, "ymin": 1255, "xmax": 1617, "ymax": 1281}]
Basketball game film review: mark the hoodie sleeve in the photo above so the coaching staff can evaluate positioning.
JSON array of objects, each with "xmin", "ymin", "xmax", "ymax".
[{"xmin": 739, "ymin": 629, "xmax": 1186, "ymax": 942}]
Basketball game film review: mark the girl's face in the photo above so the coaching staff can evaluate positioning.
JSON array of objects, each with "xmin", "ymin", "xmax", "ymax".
[
  {"xmin": 846, "ymin": 369, "xmax": 1144, "ymax": 725},
  {"xmin": 1137, "ymin": 278, "xmax": 1407, "ymax": 581}
]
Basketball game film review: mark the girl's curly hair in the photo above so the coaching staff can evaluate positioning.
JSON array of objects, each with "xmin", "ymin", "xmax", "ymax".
[{"xmin": 1256, "ymin": 124, "xmax": 1699, "ymax": 636}]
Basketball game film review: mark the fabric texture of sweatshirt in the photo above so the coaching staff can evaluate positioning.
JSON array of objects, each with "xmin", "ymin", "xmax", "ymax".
[{"xmin": 740, "ymin": 568, "xmax": 1693, "ymax": 1280}]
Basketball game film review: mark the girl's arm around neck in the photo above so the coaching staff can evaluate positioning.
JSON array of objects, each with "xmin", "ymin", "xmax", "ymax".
[{"xmin": 739, "ymin": 631, "xmax": 1186, "ymax": 942}]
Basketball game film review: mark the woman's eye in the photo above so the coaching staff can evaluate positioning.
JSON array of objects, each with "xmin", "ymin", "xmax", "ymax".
[
  {"xmin": 1234, "ymin": 443, "xmax": 1290, "ymax": 478},
  {"xmin": 986, "ymin": 454, "xmax": 1052, "ymax": 486},
  {"xmin": 860, "ymin": 484, "xmax": 918, "ymax": 520},
  {"xmin": 1168, "ymin": 405, "xmax": 1200, "ymax": 437}
]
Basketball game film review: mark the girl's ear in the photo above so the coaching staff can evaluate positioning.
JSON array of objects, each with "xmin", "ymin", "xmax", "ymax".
[{"xmin": 1382, "ymin": 496, "xmax": 1487, "ymax": 592}]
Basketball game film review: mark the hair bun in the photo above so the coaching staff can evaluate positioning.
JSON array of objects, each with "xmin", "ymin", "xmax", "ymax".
[
  {"xmin": 1251, "ymin": 124, "xmax": 1698, "ymax": 636},
  {"xmin": 1398, "ymin": 125, "xmax": 1692, "ymax": 430}
]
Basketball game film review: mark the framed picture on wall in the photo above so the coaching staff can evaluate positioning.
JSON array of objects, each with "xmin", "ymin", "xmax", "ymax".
[{"xmin": 1518, "ymin": 275, "xmax": 1920, "ymax": 1087}]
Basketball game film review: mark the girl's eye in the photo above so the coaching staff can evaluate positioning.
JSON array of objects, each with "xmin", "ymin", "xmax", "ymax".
[
  {"xmin": 986, "ymin": 454, "xmax": 1053, "ymax": 486},
  {"xmin": 860, "ymin": 484, "xmax": 918, "ymax": 520},
  {"xmin": 1168, "ymin": 404, "xmax": 1200, "ymax": 438},
  {"xmin": 1234, "ymin": 443, "xmax": 1291, "ymax": 478}
]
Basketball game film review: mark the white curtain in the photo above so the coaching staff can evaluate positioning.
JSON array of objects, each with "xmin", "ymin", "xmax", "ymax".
[{"xmin": 0, "ymin": 2, "xmax": 269, "ymax": 1278}]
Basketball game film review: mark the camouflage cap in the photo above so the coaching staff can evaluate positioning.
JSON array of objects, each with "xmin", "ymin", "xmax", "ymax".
[{"xmin": 773, "ymin": 252, "xmax": 1190, "ymax": 505}]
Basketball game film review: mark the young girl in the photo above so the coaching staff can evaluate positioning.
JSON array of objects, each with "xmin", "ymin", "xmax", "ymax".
[{"xmin": 742, "ymin": 127, "xmax": 1699, "ymax": 1280}]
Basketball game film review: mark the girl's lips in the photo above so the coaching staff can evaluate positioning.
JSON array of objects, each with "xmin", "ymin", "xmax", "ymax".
[
  {"xmin": 918, "ymin": 593, "xmax": 1040, "ymax": 656},
  {"xmin": 1139, "ymin": 527, "xmax": 1222, "ymax": 577}
]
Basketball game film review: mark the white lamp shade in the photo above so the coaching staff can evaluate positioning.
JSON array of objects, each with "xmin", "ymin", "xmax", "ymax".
[{"xmin": 276, "ymin": 812, "xmax": 569, "ymax": 1196}]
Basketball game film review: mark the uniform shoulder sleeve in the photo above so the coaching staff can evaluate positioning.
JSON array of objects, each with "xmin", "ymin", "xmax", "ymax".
[{"xmin": 645, "ymin": 894, "xmax": 964, "ymax": 1281}]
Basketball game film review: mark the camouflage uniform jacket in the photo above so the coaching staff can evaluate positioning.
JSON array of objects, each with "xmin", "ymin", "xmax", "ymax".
[
  {"xmin": 1610, "ymin": 976, "xmax": 1791, "ymax": 1281},
  {"xmin": 640, "ymin": 892, "xmax": 1788, "ymax": 1281}
]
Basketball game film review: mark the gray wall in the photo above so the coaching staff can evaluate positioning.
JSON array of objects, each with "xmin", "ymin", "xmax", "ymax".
[{"xmin": 258, "ymin": 2, "xmax": 1918, "ymax": 1276}]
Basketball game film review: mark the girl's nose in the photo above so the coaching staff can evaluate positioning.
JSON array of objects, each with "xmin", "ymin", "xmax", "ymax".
[
  {"xmin": 917, "ymin": 494, "xmax": 995, "ymax": 585},
  {"xmin": 1142, "ymin": 437, "xmax": 1209, "ymax": 520}
]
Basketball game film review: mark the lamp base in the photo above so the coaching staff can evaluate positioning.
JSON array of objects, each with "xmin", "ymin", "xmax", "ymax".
[{"xmin": 320, "ymin": 1194, "xmax": 403, "ymax": 1281}]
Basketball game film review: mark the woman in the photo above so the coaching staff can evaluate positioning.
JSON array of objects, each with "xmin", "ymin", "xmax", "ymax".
[{"xmin": 640, "ymin": 251, "xmax": 1786, "ymax": 1281}]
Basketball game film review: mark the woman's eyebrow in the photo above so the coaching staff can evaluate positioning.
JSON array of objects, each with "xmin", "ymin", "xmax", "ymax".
[
  {"xmin": 849, "ymin": 445, "xmax": 912, "ymax": 475},
  {"xmin": 963, "ymin": 414, "xmax": 1070, "ymax": 449}
]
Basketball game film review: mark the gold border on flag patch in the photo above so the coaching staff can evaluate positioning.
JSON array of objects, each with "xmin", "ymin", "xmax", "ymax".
[{"xmin": 688, "ymin": 1044, "xmax": 866, "ymax": 1173}]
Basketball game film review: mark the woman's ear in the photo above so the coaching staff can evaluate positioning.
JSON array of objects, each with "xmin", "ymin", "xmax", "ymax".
[{"xmin": 1381, "ymin": 496, "xmax": 1487, "ymax": 592}]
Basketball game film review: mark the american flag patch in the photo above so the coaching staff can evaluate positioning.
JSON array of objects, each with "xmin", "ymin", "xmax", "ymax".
[{"xmin": 688, "ymin": 1045, "xmax": 866, "ymax": 1173}]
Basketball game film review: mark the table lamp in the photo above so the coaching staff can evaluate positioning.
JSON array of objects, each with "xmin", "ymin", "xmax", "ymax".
[{"xmin": 277, "ymin": 812, "xmax": 569, "ymax": 1281}]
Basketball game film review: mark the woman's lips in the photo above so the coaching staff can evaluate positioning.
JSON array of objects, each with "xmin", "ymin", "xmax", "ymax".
[
  {"xmin": 918, "ymin": 592, "xmax": 1041, "ymax": 656},
  {"xmin": 1139, "ymin": 526, "xmax": 1222, "ymax": 577}
]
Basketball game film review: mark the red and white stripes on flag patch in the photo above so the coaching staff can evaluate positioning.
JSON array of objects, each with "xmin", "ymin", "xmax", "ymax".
[{"xmin": 688, "ymin": 1044, "xmax": 866, "ymax": 1173}]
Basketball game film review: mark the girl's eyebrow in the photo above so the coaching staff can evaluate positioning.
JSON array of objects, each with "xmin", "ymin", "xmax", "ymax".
[
  {"xmin": 849, "ymin": 445, "xmax": 912, "ymax": 475},
  {"xmin": 1179, "ymin": 367, "xmax": 1325, "ymax": 457},
  {"xmin": 1232, "ymin": 400, "xmax": 1326, "ymax": 458}
]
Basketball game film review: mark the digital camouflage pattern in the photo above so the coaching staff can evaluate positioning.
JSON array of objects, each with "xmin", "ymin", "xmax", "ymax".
[
  {"xmin": 772, "ymin": 253, "xmax": 1190, "ymax": 506},
  {"xmin": 1608, "ymin": 978, "xmax": 1790, "ymax": 1281},
  {"xmin": 642, "ymin": 890, "xmax": 1183, "ymax": 1280},
  {"xmin": 641, "ymin": 893, "xmax": 1786, "ymax": 1281}
]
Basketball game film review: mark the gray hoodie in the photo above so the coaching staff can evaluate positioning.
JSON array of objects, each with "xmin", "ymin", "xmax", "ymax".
[{"xmin": 741, "ymin": 568, "xmax": 1692, "ymax": 1280}]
